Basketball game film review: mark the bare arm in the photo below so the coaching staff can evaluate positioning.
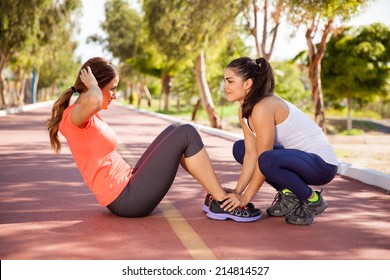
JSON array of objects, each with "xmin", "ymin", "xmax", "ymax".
[
  {"xmin": 71, "ymin": 66, "xmax": 102, "ymax": 128},
  {"xmin": 240, "ymin": 101, "xmax": 275, "ymax": 203},
  {"xmin": 234, "ymin": 107, "xmax": 257, "ymax": 194},
  {"xmin": 222, "ymin": 100, "xmax": 276, "ymax": 210}
]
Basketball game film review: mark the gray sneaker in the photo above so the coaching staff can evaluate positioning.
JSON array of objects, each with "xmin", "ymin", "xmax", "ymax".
[
  {"xmin": 266, "ymin": 191, "xmax": 299, "ymax": 217},
  {"xmin": 285, "ymin": 190, "xmax": 328, "ymax": 225}
]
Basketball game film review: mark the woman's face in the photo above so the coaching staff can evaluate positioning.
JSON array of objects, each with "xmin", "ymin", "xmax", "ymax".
[
  {"xmin": 101, "ymin": 75, "xmax": 119, "ymax": 110},
  {"xmin": 223, "ymin": 68, "xmax": 252, "ymax": 104}
]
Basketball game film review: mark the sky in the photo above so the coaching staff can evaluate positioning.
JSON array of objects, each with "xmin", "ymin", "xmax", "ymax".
[{"xmin": 75, "ymin": 0, "xmax": 390, "ymax": 62}]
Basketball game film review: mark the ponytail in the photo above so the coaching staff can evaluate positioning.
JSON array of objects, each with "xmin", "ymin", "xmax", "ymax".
[
  {"xmin": 46, "ymin": 88, "xmax": 74, "ymax": 153},
  {"xmin": 226, "ymin": 57, "xmax": 275, "ymax": 119},
  {"xmin": 46, "ymin": 57, "xmax": 118, "ymax": 154}
]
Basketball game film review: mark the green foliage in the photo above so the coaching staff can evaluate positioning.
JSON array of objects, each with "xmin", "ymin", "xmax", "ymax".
[
  {"xmin": 101, "ymin": 0, "xmax": 251, "ymax": 112},
  {"xmin": 326, "ymin": 107, "xmax": 382, "ymax": 119},
  {"xmin": 39, "ymin": 46, "xmax": 80, "ymax": 89},
  {"xmin": 0, "ymin": 0, "xmax": 50, "ymax": 55},
  {"xmin": 322, "ymin": 23, "xmax": 390, "ymax": 108},
  {"xmin": 140, "ymin": 0, "xmax": 249, "ymax": 74},
  {"xmin": 36, "ymin": 0, "xmax": 82, "ymax": 87},
  {"xmin": 1, "ymin": 0, "xmax": 80, "ymax": 70},
  {"xmin": 273, "ymin": 61, "xmax": 312, "ymax": 111},
  {"xmin": 171, "ymin": 33, "xmax": 250, "ymax": 108},
  {"xmin": 287, "ymin": 0, "xmax": 370, "ymax": 24},
  {"xmin": 102, "ymin": 0, "xmax": 142, "ymax": 62},
  {"xmin": 0, "ymin": 0, "xmax": 81, "ymax": 105},
  {"xmin": 339, "ymin": 129, "xmax": 364, "ymax": 135}
]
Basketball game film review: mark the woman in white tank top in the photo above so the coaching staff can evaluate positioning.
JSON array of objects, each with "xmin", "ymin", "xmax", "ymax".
[{"xmin": 219, "ymin": 57, "xmax": 338, "ymax": 225}]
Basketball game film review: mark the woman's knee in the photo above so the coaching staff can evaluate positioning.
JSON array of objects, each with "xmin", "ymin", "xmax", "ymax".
[
  {"xmin": 179, "ymin": 123, "xmax": 197, "ymax": 134},
  {"xmin": 176, "ymin": 124, "xmax": 204, "ymax": 157},
  {"xmin": 258, "ymin": 150, "xmax": 274, "ymax": 175},
  {"xmin": 232, "ymin": 140, "xmax": 245, "ymax": 164}
]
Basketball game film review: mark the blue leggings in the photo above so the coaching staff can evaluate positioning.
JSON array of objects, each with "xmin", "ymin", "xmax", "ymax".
[{"xmin": 232, "ymin": 140, "xmax": 338, "ymax": 200}]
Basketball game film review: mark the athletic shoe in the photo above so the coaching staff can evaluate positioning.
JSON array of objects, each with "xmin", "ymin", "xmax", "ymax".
[
  {"xmin": 206, "ymin": 199, "xmax": 262, "ymax": 222},
  {"xmin": 202, "ymin": 193, "xmax": 213, "ymax": 213},
  {"xmin": 266, "ymin": 191, "xmax": 299, "ymax": 217},
  {"xmin": 285, "ymin": 190, "xmax": 328, "ymax": 225},
  {"xmin": 202, "ymin": 193, "xmax": 256, "ymax": 213}
]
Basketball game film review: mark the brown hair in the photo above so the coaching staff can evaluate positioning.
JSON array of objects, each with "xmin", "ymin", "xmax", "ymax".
[
  {"xmin": 46, "ymin": 57, "xmax": 118, "ymax": 153},
  {"xmin": 226, "ymin": 57, "xmax": 274, "ymax": 118}
]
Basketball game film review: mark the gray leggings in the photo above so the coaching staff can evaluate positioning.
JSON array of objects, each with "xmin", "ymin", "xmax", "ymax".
[{"xmin": 107, "ymin": 123, "xmax": 204, "ymax": 217}]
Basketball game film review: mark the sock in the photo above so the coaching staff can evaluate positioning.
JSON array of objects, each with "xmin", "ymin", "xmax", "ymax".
[
  {"xmin": 308, "ymin": 191, "xmax": 319, "ymax": 202},
  {"xmin": 281, "ymin": 188, "xmax": 292, "ymax": 194}
]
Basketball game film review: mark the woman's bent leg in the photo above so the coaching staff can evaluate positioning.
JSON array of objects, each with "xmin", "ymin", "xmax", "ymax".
[
  {"xmin": 107, "ymin": 124, "xmax": 226, "ymax": 217},
  {"xmin": 232, "ymin": 140, "xmax": 284, "ymax": 191},
  {"xmin": 258, "ymin": 149, "xmax": 337, "ymax": 200},
  {"xmin": 132, "ymin": 124, "xmax": 178, "ymax": 172}
]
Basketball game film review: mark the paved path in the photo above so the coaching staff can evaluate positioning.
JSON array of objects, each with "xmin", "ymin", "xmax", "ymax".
[{"xmin": 0, "ymin": 102, "xmax": 389, "ymax": 260}]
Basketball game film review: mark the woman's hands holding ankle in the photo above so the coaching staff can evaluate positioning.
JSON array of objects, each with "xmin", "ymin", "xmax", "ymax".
[{"xmin": 220, "ymin": 193, "xmax": 248, "ymax": 212}]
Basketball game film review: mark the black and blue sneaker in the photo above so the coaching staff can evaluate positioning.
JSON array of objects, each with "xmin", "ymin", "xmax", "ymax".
[
  {"xmin": 202, "ymin": 193, "xmax": 213, "ymax": 213},
  {"xmin": 206, "ymin": 198, "xmax": 262, "ymax": 222},
  {"xmin": 202, "ymin": 193, "xmax": 256, "ymax": 213}
]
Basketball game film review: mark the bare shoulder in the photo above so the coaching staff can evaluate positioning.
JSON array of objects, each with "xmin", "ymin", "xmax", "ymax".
[
  {"xmin": 252, "ymin": 95, "xmax": 288, "ymax": 124},
  {"xmin": 253, "ymin": 95, "xmax": 281, "ymax": 112}
]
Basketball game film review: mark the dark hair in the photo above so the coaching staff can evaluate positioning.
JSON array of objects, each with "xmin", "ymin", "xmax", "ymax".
[
  {"xmin": 227, "ymin": 57, "xmax": 274, "ymax": 118},
  {"xmin": 46, "ymin": 57, "xmax": 118, "ymax": 153}
]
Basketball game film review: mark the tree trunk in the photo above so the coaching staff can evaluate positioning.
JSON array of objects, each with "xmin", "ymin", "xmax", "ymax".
[
  {"xmin": 308, "ymin": 60, "xmax": 326, "ymax": 128},
  {"xmin": 250, "ymin": 0, "xmax": 285, "ymax": 60},
  {"xmin": 252, "ymin": 1, "xmax": 263, "ymax": 58},
  {"xmin": 161, "ymin": 74, "xmax": 171, "ymax": 111},
  {"xmin": 19, "ymin": 74, "xmax": 26, "ymax": 105},
  {"xmin": 191, "ymin": 99, "xmax": 201, "ymax": 121},
  {"xmin": 142, "ymin": 83, "xmax": 152, "ymax": 107},
  {"xmin": 0, "ymin": 51, "xmax": 11, "ymax": 108},
  {"xmin": 31, "ymin": 69, "xmax": 39, "ymax": 104},
  {"xmin": 347, "ymin": 94, "xmax": 353, "ymax": 130},
  {"xmin": 194, "ymin": 50, "xmax": 219, "ymax": 128},
  {"xmin": 136, "ymin": 83, "xmax": 142, "ymax": 107},
  {"xmin": 51, "ymin": 84, "xmax": 56, "ymax": 100},
  {"xmin": 129, "ymin": 83, "xmax": 135, "ymax": 105},
  {"xmin": 305, "ymin": 19, "xmax": 333, "ymax": 130}
]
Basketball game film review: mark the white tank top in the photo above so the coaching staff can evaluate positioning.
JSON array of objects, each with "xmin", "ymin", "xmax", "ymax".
[{"xmin": 243, "ymin": 100, "xmax": 338, "ymax": 166}]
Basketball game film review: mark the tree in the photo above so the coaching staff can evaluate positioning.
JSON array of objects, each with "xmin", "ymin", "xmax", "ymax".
[
  {"xmin": 189, "ymin": 0, "xmax": 249, "ymax": 128},
  {"xmin": 0, "ymin": 0, "xmax": 81, "ymax": 107},
  {"xmin": 142, "ymin": 0, "xmax": 195, "ymax": 111},
  {"xmin": 100, "ymin": 0, "xmax": 141, "ymax": 62},
  {"xmin": 286, "ymin": 0, "xmax": 369, "ymax": 130},
  {"xmin": 97, "ymin": 0, "xmax": 151, "ymax": 104},
  {"xmin": 273, "ymin": 61, "xmax": 312, "ymax": 111},
  {"xmin": 242, "ymin": 0, "xmax": 286, "ymax": 60},
  {"xmin": 143, "ymin": 0, "xmax": 248, "ymax": 127},
  {"xmin": 322, "ymin": 23, "xmax": 390, "ymax": 130},
  {"xmin": 1, "ymin": 0, "xmax": 47, "ymax": 107}
]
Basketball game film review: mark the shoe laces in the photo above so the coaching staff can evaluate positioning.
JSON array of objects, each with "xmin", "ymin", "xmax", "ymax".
[
  {"xmin": 231, "ymin": 206, "xmax": 250, "ymax": 217},
  {"xmin": 271, "ymin": 192, "xmax": 283, "ymax": 207},
  {"xmin": 291, "ymin": 201, "xmax": 310, "ymax": 217},
  {"xmin": 271, "ymin": 191, "xmax": 293, "ymax": 210}
]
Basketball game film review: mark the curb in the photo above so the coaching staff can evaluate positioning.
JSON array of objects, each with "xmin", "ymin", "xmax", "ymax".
[
  {"xmin": 120, "ymin": 103, "xmax": 390, "ymax": 193},
  {"xmin": 337, "ymin": 162, "xmax": 390, "ymax": 192},
  {"xmin": 0, "ymin": 101, "xmax": 54, "ymax": 117}
]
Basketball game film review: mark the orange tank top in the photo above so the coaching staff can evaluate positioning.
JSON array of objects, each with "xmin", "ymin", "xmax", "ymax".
[{"xmin": 59, "ymin": 104, "xmax": 132, "ymax": 206}]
